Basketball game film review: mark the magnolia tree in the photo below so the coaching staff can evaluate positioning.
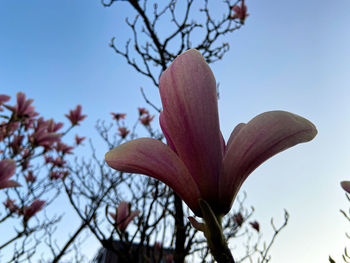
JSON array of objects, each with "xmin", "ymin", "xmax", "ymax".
[
  {"xmin": 0, "ymin": 93, "xmax": 86, "ymax": 262},
  {"xmin": 64, "ymin": 0, "xmax": 315, "ymax": 263},
  {"xmin": 0, "ymin": 1, "xmax": 318, "ymax": 263}
]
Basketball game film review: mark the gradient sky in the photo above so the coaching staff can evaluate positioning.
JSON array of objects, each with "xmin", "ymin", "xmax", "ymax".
[{"xmin": 1, "ymin": 0, "xmax": 350, "ymax": 262}]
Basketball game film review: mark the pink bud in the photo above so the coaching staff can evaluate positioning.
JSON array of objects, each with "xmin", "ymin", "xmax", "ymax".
[{"xmin": 110, "ymin": 201, "xmax": 140, "ymax": 232}]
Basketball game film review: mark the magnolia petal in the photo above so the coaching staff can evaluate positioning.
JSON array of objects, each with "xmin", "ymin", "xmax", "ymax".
[
  {"xmin": 219, "ymin": 111, "xmax": 317, "ymax": 214},
  {"xmin": 121, "ymin": 210, "xmax": 140, "ymax": 231},
  {"xmin": 159, "ymin": 112, "xmax": 177, "ymax": 153},
  {"xmin": 159, "ymin": 49, "xmax": 223, "ymax": 202},
  {"xmin": 105, "ymin": 138, "xmax": 202, "ymax": 215},
  {"xmin": 220, "ymin": 131, "xmax": 226, "ymax": 155},
  {"xmin": 226, "ymin": 123, "xmax": 246, "ymax": 152},
  {"xmin": 0, "ymin": 159, "xmax": 16, "ymax": 181},
  {"xmin": 341, "ymin": 181, "xmax": 350, "ymax": 194},
  {"xmin": 0, "ymin": 180, "xmax": 21, "ymax": 189},
  {"xmin": 117, "ymin": 201, "xmax": 130, "ymax": 226}
]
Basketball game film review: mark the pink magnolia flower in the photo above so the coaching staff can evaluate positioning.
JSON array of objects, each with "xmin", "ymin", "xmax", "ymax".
[
  {"xmin": 25, "ymin": 170, "xmax": 36, "ymax": 182},
  {"xmin": 5, "ymin": 92, "xmax": 38, "ymax": 119},
  {"xmin": 49, "ymin": 171, "xmax": 64, "ymax": 180},
  {"xmin": 111, "ymin": 112, "xmax": 126, "ymax": 121},
  {"xmin": 341, "ymin": 181, "xmax": 350, "ymax": 194},
  {"xmin": 9, "ymin": 135, "xmax": 24, "ymax": 155},
  {"xmin": 118, "ymin": 127, "xmax": 130, "ymax": 139},
  {"xmin": 109, "ymin": 201, "xmax": 140, "ymax": 232},
  {"xmin": 0, "ymin": 94, "xmax": 10, "ymax": 111},
  {"xmin": 46, "ymin": 119, "xmax": 64, "ymax": 133},
  {"xmin": 65, "ymin": 105, "xmax": 86, "ymax": 126},
  {"xmin": 105, "ymin": 49, "xmax": 317, "ymax": 217},
  {"xmin": 0, "ymin": 159, "xmax": 20, "ymax": 189},
  {"xmin": 139, "ymin": 114, "xmax": 155, "ymax": 126},
  {"xmin": 55, "ymin": 142, "xmax": 73, "ymax": 155},
  {"xmin": 75, "ymin": 135, "xmax": 85, "ymax": 145},
  {"xmin": 30, "ymin": 118, "xmax": 61, "ymax": 148},
  {"xmin": 3, "ymin": 198, "xmax": 19, "ymax": 213},
  {"xmin": 138, "ymin": 107, "xmax": 149, "ymax": 116},
  {"xmin": 231, "ymin": 0, "xmax": 249, "ymax": 23},
  {"xmin": 23, "ymin": 200, "xmax": 45, "ymax": 221}
]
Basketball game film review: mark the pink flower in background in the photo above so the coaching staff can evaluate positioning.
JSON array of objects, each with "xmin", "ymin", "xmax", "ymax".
[
  {"xmin": 341, "ymin": 181, "xmax": 350, "ymax": 194},
  {"xmin": 3, "ymin": 198, "xmax": 19, "ymax": 213},
  {"xmin": 75, "ymin": 135, "xmax": 86, "ymax": 145},
  {"xmin": 46, "ymin": 119, "xmax": 64, "ymax": 133},
  {"xmin": 118, "ymin": 127, "xmax": 130, "ymax": 139},
  {"xmin": 249, "ymin": 221, "xmax": 260, "ymax": 232},
  {"xmin": 0, "ymin": 94, "xmax": 10, "ymax": 111},
  {"xmin": 55, "ymin": 142, "xmax": 73, "ymax": 154},
  {"xmin": 9, "ymin": 135, "xmax": 24, "ymax": 155},
  {"xmin": 138, "ymin": 107, "xmax": 149, "ymax": 116},
  {"xmin": 231, "ymin": 0, "xmax": 249, "ymax": 23},
  {"xmin": 109, "ymin": 201, "xmax": 140, "ymax": 232},
  {"xmin": 105, "ymin": 49, "xmax": 317, "ymax": 217},
  {"xmin": 25, "ymin": 170, "xmax": 36, "ymax": 183},
  {"xmin": 65, "ymin": 105, "xmax": 86, "ymax": 126},
  {"xmin": 111, "ymin": 112, "xmax": 126, "ymax": 121},
  {"xmin": 29, "ymin": 118, "xmax": 61, "ymax": 149},
  {"xmin": 139, "ymin": 114, "xmax": 154, "ymax": 126},
  {"xmin": 5, "ymin": 92, "xmax": 38, "ymax": 119},
  {"xmin": 0, "ymin": 159, "xmax": 20, "ymax": 189},
  {"xmin": 49, "ymin": 171, "xmax": 63, "ymax": 180},
  {"xmin": 23, "ymin": 200, "xmax": 45, "ymax": 221}
]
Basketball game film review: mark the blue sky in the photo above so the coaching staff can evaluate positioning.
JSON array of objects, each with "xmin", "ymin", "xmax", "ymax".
[{"xmin": 1, "ymin": 0, "xmax": 350, "ymax": 262}]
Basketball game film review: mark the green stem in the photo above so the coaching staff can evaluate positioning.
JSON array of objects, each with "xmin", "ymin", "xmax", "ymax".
[{"xmin": 199, "ymin": 199, "xmax": 235, "ymax": 263}]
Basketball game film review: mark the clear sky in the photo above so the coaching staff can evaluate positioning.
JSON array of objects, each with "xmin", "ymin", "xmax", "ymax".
[{"xmin": 1, "ymin": 0, "xmax": 350, "ymax": 262}]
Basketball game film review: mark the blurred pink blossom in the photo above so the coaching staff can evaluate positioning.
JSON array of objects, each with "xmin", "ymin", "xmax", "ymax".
[
  {"xmin": 65, "ymin": 105, "xmax": 86, "ymax": 126},
  {"xmin": 109, "ymin": 201, "xmax": 140, "ymax": 232},
  {"xmin": 111, "ymin": 112, "xmax": 126, "ymax": 121},
  {"xmin": 23, "ymin": 200, "xmax": 45, "ymax": 221},
  {"xmin": 55, "ymin": 142, "xmax": 73, "ymax": 155},
  {"xmin": 3, "ymin": 198, "xmax": 19, "ymax": 213},
  {"xmin": 118, "ymin": 127, "xmax": 130, "ymax": 139},
  {"xmin": 25, "ymin": 170, "xmax": 36, "ymax": 183},
  {"xmin": 231, "ymin": 0, "xmax": 249, "ymax": 23},
  {"xmin": 0, "ymin": 94, "xmax": 10, "ymax": 111},
  {"xmin": 5, "ymin": 92, "xmax": 38, "ymax": 119},
  {"xmin": 0, "ymin": 159, "xmax": 20, "ymax": 189},
  {"xmin": 138, "ymin": 107, "xmax": 149, "ymax": 116},
  {"xmin": 75, "ymin": 135, "xmax": 85, "ymax": 145},
  {"xmin": 139, "ymin": 114, "xmax": 154, "ymax": 126}
]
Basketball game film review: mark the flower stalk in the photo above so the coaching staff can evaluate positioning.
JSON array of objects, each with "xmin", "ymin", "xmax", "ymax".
[{"xmin": 199, "ymin": 199, "xmax": 235, "ymax": 263}]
